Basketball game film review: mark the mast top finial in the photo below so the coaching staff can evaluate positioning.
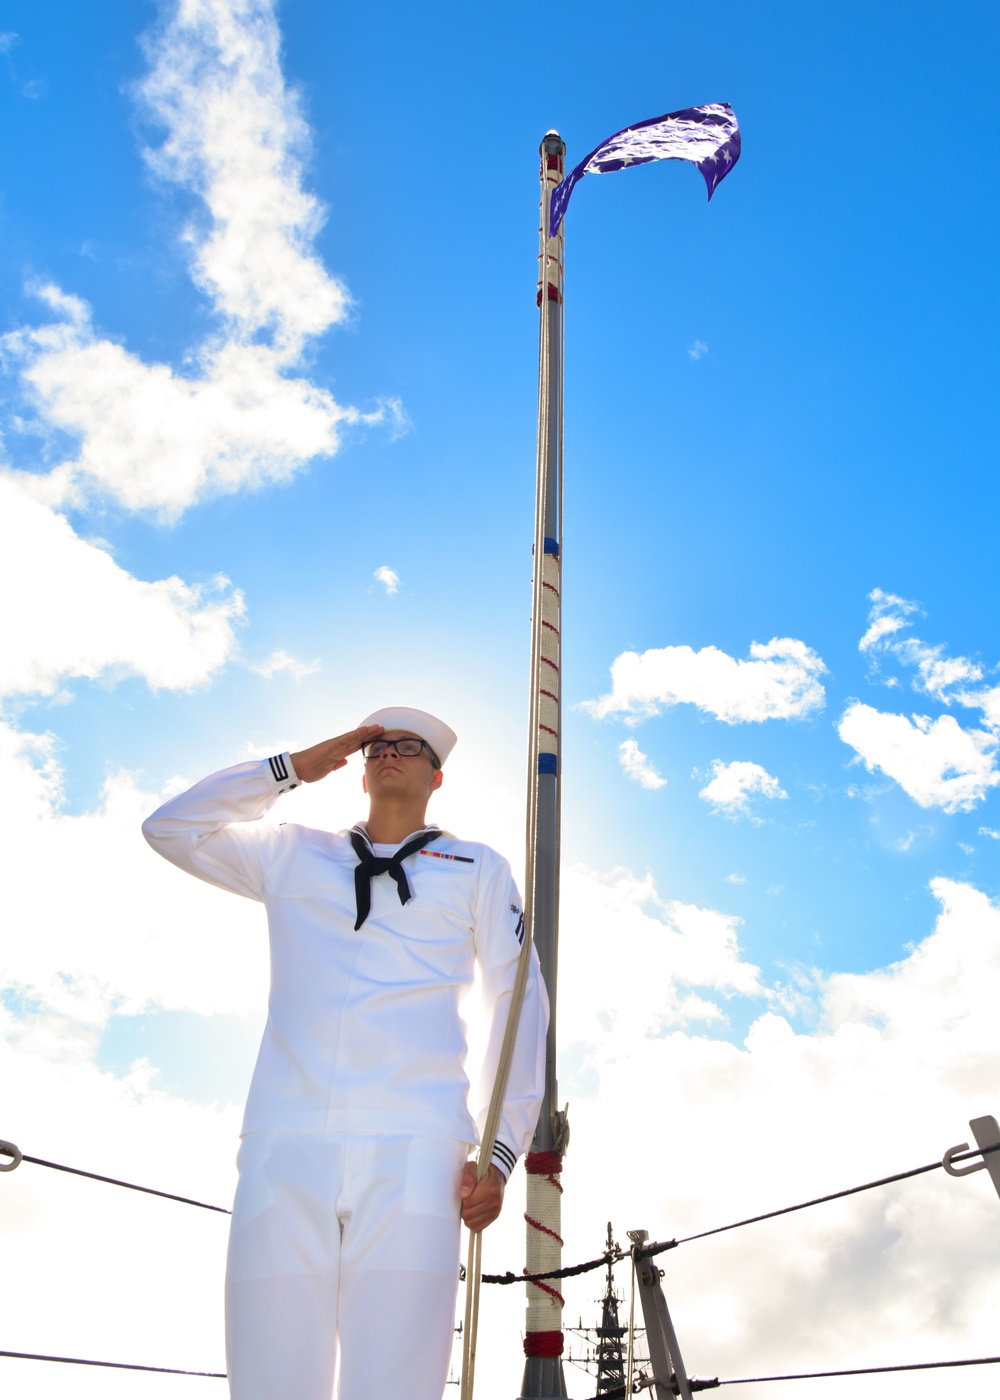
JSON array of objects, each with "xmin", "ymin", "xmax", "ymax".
[{"xmin": 540, "ymin": 129, "xmax": 566, "ymax": 158}]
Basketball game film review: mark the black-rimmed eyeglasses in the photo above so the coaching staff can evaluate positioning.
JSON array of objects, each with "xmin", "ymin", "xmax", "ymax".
[{"xmin": 361, "ymin": 737, "xmax": 440, "ymax": 765}]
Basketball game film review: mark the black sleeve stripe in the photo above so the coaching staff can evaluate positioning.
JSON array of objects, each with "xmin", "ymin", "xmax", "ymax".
[
  {"xmin": 491, "ymin": 1140, "xmax": 517, "ymax": 1174},
  {"xmin": 269, "ymin": 754, "xmax": 289, "ymax": 783}
]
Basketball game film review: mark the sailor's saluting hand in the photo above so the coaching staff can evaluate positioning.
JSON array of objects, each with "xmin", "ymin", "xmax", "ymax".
[{"xmin": 290, "ymin": 725, "xmax": 384, "ymax": 784}]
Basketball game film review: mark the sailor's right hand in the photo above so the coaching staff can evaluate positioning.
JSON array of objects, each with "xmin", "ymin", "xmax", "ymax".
[{"xmin": 290, "ymin": 725, "xmax": 384, "ymax": 783}]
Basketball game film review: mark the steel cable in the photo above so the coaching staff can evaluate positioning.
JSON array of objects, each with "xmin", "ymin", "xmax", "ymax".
[
  {"xmin": 0, "ymin": 1349, "xmax": 225, "ymax": 1378},
  {"xmin": 3, "ymin": 1145, "xmax": 999, "ymax": 1386},
  {"xmin": 661, "ymin": 1141, "xmax": 999, "ymax": 1253},
  {"xmin": 4, "ymin": 1142, "xmax": 994, "ymax": 1278},
  {"xmin": 5, "ymin": 1136, "xmax": 991, "ymax": 1282},
  {"xmin": 580, "ymin": 1353, "xmax": 1000, "ymax": 1399},
  {"xmin": 14, "ymin": 1153, "xmax": 230, "ymax": 1213}
]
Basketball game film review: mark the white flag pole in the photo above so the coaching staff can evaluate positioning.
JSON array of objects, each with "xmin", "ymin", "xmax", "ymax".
[{"xmin": 519, "ymin": 128, "xmax": 569, "ymax": 1400}]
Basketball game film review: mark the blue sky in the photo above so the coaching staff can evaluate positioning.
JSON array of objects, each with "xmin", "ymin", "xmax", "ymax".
[{"xmin": 2, "ymin": 2, "xmax": 1000, "ymax": 1397}]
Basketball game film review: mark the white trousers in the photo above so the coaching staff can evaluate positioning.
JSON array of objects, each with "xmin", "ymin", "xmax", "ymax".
[{"xmin": 225, "ymin": 1132, "xmax": 469, "ymax": 1400}]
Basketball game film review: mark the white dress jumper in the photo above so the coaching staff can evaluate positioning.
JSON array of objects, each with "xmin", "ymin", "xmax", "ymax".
[{"xmin": 142, "ymin": 756, "xmax": 548, "ymax": 1400}]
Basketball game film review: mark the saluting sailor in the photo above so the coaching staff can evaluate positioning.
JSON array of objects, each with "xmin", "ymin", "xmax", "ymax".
[{"xmin": 142, "ymin": 708, "xmax": 548, "ymax": 1400}]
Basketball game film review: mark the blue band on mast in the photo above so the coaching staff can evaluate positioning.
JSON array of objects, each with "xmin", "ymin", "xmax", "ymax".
[
  {"xmin": 543, "ymin": 537, "xmax": 560, "ymax": 557},
  {"xmin": 538, "ymin": 752, "xmax": 557, "ymax": 775}
]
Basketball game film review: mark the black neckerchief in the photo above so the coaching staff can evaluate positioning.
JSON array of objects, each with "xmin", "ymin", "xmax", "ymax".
[{"xmin": 349, "ymin": 826, "xmax": 441, "ymax": 930}]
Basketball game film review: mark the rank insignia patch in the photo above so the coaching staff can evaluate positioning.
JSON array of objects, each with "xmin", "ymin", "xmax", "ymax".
[{"xmin": 510, "ymin": 903, "xmax": 525, "ymax": 945}]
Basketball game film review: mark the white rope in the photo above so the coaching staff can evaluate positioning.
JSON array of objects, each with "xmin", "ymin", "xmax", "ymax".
[{"xmin": 459, "ymin": 922, "xmax": 537, "ymax": 1400}]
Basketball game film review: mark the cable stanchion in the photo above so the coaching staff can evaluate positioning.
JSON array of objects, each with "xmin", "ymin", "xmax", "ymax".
[{"xmin": 0, "ymin": 1349, "xmax": 225, "ymax": 1379}]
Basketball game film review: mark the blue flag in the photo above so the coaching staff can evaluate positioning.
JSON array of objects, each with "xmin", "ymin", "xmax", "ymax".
[{"xmin": 549, "ymin": 103, "xmax": 740, "ymax": 237}]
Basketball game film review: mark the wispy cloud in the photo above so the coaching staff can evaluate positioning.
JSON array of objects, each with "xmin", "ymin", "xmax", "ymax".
[
  {"xmin": 699, "ymin": 759, "xmax": 787, "ymax": 819},
  {"xmin": 978, "ymin": 826, "xmax": 1000, "ymax": 840},
  {"xmin": 374, "ymin": 565, "xmax": 400, "ymax": 596},
  {"xmin": 1, "ymin": 0, "xmax": 403, "ymax": 522},
  {"xmin": 726, "ymin": 872, "xmax": 747, "ymax": 884},
  {"xmin": 860, "ymin": 588, "xmax": 989, "ymax": 709},
  {"xmin": 246, "ymin": 648, "xmax": 319, "ymax": 681},
  {"xmin": 618, "ymin": 738, "xmax": 667, "ymax": 790},
  {"xmin": 137, "ymin": 0, "xmax": 345, "ymax": 357},
  {"xmin": 0, "ymin": 31, "xmax": 17, "ymax": 54},
  {"xmin": 892, "ymin": 827, "xmax": 934, "ymax": 853},
  {"xmin": 850, "ymin": 591, "xmax": 1000, "ymax": 809},
  {"xmin": 859, "ymin": 587, "xmax": 921, "ymax": 653},
  {"xmin": 687, "ymin": 339, "xmax": 709, "ymax": 360},
  {"xmin": 584, "ymin": 638, "xmax": 826, "ymax": 725}
]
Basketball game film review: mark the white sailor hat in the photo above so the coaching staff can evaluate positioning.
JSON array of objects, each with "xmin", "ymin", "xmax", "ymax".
[{"xmin": 360, "ymin": 707, "xmax": 457, "ymax": 767}]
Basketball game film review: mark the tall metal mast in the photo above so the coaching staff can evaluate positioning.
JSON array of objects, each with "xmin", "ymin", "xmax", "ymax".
[
  {"xmin": 520, "ymin": 128, "xmax": 569, "ymax": 1400},
  {"xmin": 594, "ymin": 1225, "xmax": 628, "ymax": 1395}
]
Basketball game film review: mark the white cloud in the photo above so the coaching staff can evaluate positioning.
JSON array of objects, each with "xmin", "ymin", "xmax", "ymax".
[
  {"xmin": 559, "ymin": 865, "xmax": 765, "ymax": 1047},
  {"xmin": 0, "ymin": 0, "xmax": 403, "ymax": 521},
  {"xmin": 859, "ymin": 587, "xmax": 921, "ymax": 652},
  {"xmin": 893, "ymin": 828, "xmax": 935, "ymax": 853},
  {"xmin": 550, "ymin": 874, "xmax": 1000, "ymax": 1400},
  {"xmin": 374, "ymin": 564, "xmax": 400, "ymax": 596},
  {"xmin": 699, "ymin": 758, "xmax": 787, "ymax": 818},
  {"xmin": 838, "ymin": 702, "xmax": 1000, "ymax": 813},
  {"xmin": 688, "ymin": 339, "xmax": 709, "ymax": 360},
  {"xmin": 0, "ymin": 721, "xmax": 270, "ymax": 1026},
  {"xmin": 852, "ymin": 593, "xmax": 1000, "ymax": 811},
  {"xmin": 3, "ymin": 282, "xmax": 392, "ymax": 522},
  {"xmin": 0, "ymin": 473, "xmax": 244, "ymax": 698},
  {"xmin": 860, "ymin": 589, "xmax": 996, "ymax": 718},
  {"xmin": 726, "ymin": 872, "xmax": 747, "ymax": 884},
  {"xmin": 978, "ymin": 826, "xmax": 1000, "ymax": 840},
  {"xmin": 0, "ymin": 31, "xmax": 17, "ymax": 53},
  {"xmin": 246, "ymin": 647, "xmax": 319, "ymax": 681},
  {"xmin": 822, "ymin": 876, "xmax": 1000, "ymax": 1048},
  {"xmin": 584, "ymin": 637, "xmax": 826, "ymax": 725},
  {"xmin": 894, "ymin": 637, "xmax": 983, "ymax": 704},
  {"xmin": 618, "ymin": 738, "xmax": 667, "ymax": 790},
  {"xmin": 136, "ymin": 0, "xmax": 345, "ymax": 355},
  {"xmin": 0, "ymin": 1029, "xmax": 238, "ymax": 1393}
]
